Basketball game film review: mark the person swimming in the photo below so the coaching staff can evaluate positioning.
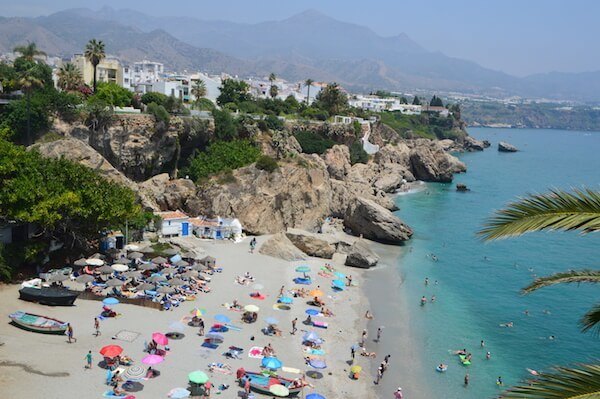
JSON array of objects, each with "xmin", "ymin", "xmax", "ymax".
[
  {"xmin": 500, "ymin": 322, "xmax": 514, "ymax": 328},
  {"xmin": 486, "ymin": 351, "xmax": 491, "ymax": 360},
  {"xmin": 420, "ymin": 296, "xmax": 427, "ymax": 305}
]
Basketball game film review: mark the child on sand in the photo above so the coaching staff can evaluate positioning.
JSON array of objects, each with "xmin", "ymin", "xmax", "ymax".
[{"xmin": 84, "ymin": 350, "xmax": 92, "ymax": 369}]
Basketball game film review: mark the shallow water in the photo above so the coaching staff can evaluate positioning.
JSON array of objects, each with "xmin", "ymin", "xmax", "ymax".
[{"xmin": 390, "ymin": 128, "xmax": 600, "ymax": 398}]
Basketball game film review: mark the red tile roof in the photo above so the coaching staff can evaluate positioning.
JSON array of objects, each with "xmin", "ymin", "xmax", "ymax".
[{"xmin": 156, "ymin": 211, "xmax": 189, "ymax": 220}]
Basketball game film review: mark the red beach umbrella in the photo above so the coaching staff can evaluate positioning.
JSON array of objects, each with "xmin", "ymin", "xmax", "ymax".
[{"xmin": 100, "ymin": 345, "xmax": 123, "ymax": 358}]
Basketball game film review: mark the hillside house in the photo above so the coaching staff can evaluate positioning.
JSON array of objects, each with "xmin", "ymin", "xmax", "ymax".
[{"xmin": 155, "ymin": 211, "xmax": 191, "ymax": 238}]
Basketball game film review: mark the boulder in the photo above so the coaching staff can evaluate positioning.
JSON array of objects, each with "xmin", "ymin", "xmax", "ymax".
[
  {"xmin": 344, "ymin": 197, "xmax": 413, "ymax": 244},
  {"xmin": 323, "ymin": 145, "xmax": 351, "ymax": 180},
  {"xmin": 139, "ymin": 174, "xmax": 197, "ymax": 211},
  {"xmin": 344, "ymin": 240, "xmax": 380, "ymax": 268},
  {"xmin": 498, "ymin": 141, "xmax": 518, "ymax": 152},
  {"xmin": 409, "ymin": 144, "xmax": 464, "ymax": 182},
  {"xmin": 462, "ymin": 136, "xmax": 488, "ymax": 151},
  {"xmin": 456, "ymin": 183, "xmax": 470, "ymax": 192},
  {"xmin": 285, "ymin": 229, "xmax": 336, "ymax": 259},
  {"xmin": 259, "ymin": 233, "xmax": 308, "ymax": 261}
]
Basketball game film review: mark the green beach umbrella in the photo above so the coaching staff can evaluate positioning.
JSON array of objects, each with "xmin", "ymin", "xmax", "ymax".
[
  {"xmin": 295, "ymin": 266, "xmax": 311, "ymax": 273},
  {"xmin": 188, "ymin": 370, "xmax": 209, "ymax": 384},
  {"xmin": 269, "ymin": 384, "xmax": 290, "ymax": 397}
]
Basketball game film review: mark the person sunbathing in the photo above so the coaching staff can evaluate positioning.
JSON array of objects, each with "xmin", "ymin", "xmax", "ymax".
[
  {"xmin": 235, "ymin": 276, "xmax": 248, "ymax": 285},
  {"xmin": 243, "ymin": 272, "xmax": 255, "ymax": 281},
  {"xmin": 361, "ymin": 348, "xmax": 376, "ymax": 358},
  {"xmin": 232, "ymin": 299, "xmax": 241, "ymax": 310},
  {"xmin": 313, "ymin": 296, "xmax": 325, "ymax": 307},
  {"xmin": 323, "ymin": 308, "xmax": 334, "ymax": 317}
]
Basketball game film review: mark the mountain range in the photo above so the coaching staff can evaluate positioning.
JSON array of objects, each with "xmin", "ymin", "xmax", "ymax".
[{"xmin": 1, "ymin": 7, "xmax": 599, "ymax": 102}]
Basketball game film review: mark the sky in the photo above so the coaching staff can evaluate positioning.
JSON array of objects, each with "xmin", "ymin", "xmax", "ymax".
[{"xmin": 2, "ymin": 0, "xmax": 599, "ymax": 76}]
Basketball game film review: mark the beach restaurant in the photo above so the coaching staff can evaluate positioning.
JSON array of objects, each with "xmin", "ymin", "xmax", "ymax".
[{"xmin": 189, "ymin": 216, "xmax": 243, "ymax": 240}]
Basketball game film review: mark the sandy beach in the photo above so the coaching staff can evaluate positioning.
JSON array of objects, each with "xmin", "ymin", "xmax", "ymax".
[{"xmin": 0, "ymin": 235, "xmax": 381, "ymax": 399}]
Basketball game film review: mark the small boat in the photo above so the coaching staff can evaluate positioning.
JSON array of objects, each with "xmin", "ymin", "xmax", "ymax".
[
  {"xmin": 9, "ymin": 311, "xmax": 67, "ymax": 334},
  {"xmin": 19, "ymin": 286, "xmax": 79, "ymax": 306},
  {"xmin": 244, "ymin": 371, "xmax": 304, "ymax": 397}
]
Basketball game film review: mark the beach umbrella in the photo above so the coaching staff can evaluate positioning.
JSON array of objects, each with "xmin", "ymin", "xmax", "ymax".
[
  {"xmin": 157, "ymin": 286, "xmax": 175, "ymax": 294},
  {"xmin": 269, "ymin": 384, "xmax": 289, "ymax": 397},
  {"xmin": 244, "ymin": 304, "xmax": 260, "ymax": 312},
  {"xmin": 309, "ymin": 289, "xmax": 324, "ymax": 297},
  {"xmin": 199, "ymin": 256, "xmax": 216, "ymax": 266},
  {"xmin": 106, "ymin": 279, "xmax": 124, "ymax": 287},
  {"xmin": 205, "ymin": 332, "xmax": 224, "ymax": 343},
  {"xmin": 252, "ymin": 283, "xmax": 264, "ymax": 290},
  {"xmin": 76, "ymin": 274, "xmax": 94, "ymax": 284},
  {"xmin": 148, "ymin": 275, "xmax": 167, "ymax": 283},
  {"xmin": 86, "ymin": 258, "xmax": 104, "ymax": 266},
  {"xmin": 111, "ymin": 264, "xmax": 129, "ymax": 272},
  {"xmin": 137, "ymin": 283, "xmax": 156, "ymax": 291},
  {"xmin": 152, "ymin": 332, "xmax": 169, "ymax": 345},
  {"xmin": 103, "ymin": 297, "xmax": 120, "ymax": 305},
  {"xmin": 265, "ymin": 317, "xmax": 279, "ymax": 325},
  {"xmin": 142, "ymin": 354, "xmax": 164, "ymax": 365},
  {"xmin": 140, "ymin": 246, "xmax": 155, "ymax": 254},
  {"xmin": 124, "ymin": 244, "xmax": 140, "ymax": 251},
  {"xmin": 303, "ymin": 331, "xmax": 321, "ymax": 343},
  {"xmin": 350, "ymin": 365, "xmax": 362, "ymax": 373},
  {"xmin": 305, "ymin": 309, "xmax": 319, "ymax": 316},
  {"xmin": 164, "ymin": 248, "xmax": 179, "ymax": 256},
  {"xmin": 97, "ymin": 265, "xmax": 114, "ymax": 274},
  {"xmin": 168, "ymin": 321, "xmax": 186, "ymax": 333},
  {"xmin": 308, "ymin": 359, "xmax": 327, "ymax": 369},
  {"xmin": 191, "ymin": 264, "xmax": 208, "ymax": 272},
  {"xmin": 152, "ymin": 256, "xmax": 168, "ymax": 265},
  {"xmin": 278, "ymin": 296, "xmax": 293, "ymax": 304},
  {"xmin": 74, "ymin": 258, "xmax": 88, "ymax": 267},
  {"xmin": 188, "ymin": 370, "xmax": 209, "ymax": 384},
  {"xmin": 295, "ymin": 266, "xmax": 311, "ymax": 273},
  {"xmin": 180, "ymin": 270, "xmax": 197, "ymax": 279},
  {"xmin": 334, "ymin": 271, "xmax": 346, "ymax": 278},
  {"xmin": 306, "ymin": 394, "xmax": 326, "ymax": 399},
  {"xmin": 214, "ymin": 314, "xmax": 231, "ymax": 324},
  {"xmin": 48, "ymin": 273, "xmax": 69, "ymax": 282},
  {"xmin": 123, "ymin": 365, "xmax": 145, "ymax": 380},
  {"xmin": 128, "ymin": 251, "xmax": 144, "ymax": 260},
  {"xmin": 100, "ymin": 345, "xmax": 123, "ymax": 358},
  {"xmin": 175, "ymin": 260, "xmax": 189, "ymax": 267},
  {"xmin": 170, "ymin": 254, "xmax": 182, "ymax": 264},
  {"xmin": 332, "ymin": 279, "xmax": 345, "ymax": 287},
  {"xmin": 168, "ymin": 278, "xmax": 186, "ymax": 286},
  {"xmin": 262, "ymin": 357, "xmax": 283, "ymax": 370},
  {"xmin": 123, "ymin": 270, "xmax": 142, "ymax": 279},
  {"xmin": 191, "ymin": 308, "xmax": 206, "ymax": 317},
  {"xmin": 181, "ymin": 251, "xmax": 196, "ymax": 259},
  {"xmin": 138, "ymin": 263, "xmax": 157, "ymax": 271},
  {"xmin": 168, "ymin": 387, "xmax": 191, "ymax": 399}
]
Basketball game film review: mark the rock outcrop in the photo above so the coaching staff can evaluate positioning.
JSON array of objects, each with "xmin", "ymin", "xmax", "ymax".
[
  {"xmin": 409, "ymin": 141, "xmax": 466, "ymax": 182},
  {"xmin": 344, "ymin": 197, "xmax": 413, "ymax": 244},
  {"xmin": 138, "ymin": 174, "xmax": 198, "ymax": 212},
  {"xmin": 285, "ymin": 229, "xmax": 336, "ymax": 259},
  {"xmin": 462, "ymin": 136, "xmax": 490, "ymax": 152},
  {"xmin": 323, "ymin": 145, "xmax": 351, "ymax": 180},
  {"xmin": 259, "ymin": 233, "xmax": 308, "ymax": 261},
  {"xmin": 344, "ymin": 240, "xmax": 380, "ymax": 268},
  {"xmin": 498, "ymin": 141, "xmax": 518, "ymax": 152}
]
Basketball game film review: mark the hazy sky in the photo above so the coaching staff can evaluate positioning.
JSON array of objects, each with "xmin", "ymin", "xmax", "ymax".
[{"xmin": 3, "ymin": 0, "xmax": 599, "ymax": 76}]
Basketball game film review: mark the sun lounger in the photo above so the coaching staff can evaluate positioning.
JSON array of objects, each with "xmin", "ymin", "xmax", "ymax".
[
  {"xmin": 313, "ymin": 320, "xmax": 328, "ymax": 329},
  {"xmin": 202, "ymin": 342, "xmax": 219, "ymax": 349}
]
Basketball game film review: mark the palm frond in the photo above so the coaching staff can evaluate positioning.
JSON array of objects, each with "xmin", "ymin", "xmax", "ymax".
[
  {"xmin": 500, "ymin": 363, "xmax": 600, "ymax": 399},
  {"xmin": 479, "ymin": 188, "xmax": 600, "ymax": 241},
  {"xmin": 580, "ymin": 304, "xmax": 600, "ymax": 335},
  {"xmin": 522, "ymin": 270, "xmax": 600, "ymax": 294}
]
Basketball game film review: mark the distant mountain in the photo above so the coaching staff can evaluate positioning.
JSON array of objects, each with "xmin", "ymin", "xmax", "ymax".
[{"xmin": 1, "ymin": 7, "xmax": 599, "ymax": 102}]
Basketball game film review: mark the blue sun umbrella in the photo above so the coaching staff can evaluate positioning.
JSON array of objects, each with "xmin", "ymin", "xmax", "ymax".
[
  {"xmin": 261, "ymin": 356, "xmax": 283, "ymax": 370},
  {"xmin": 306, "ymin": 394, "xmax": 326, "ymax": 399},
  {"xmin": 278, "ymin": 296, "xmax": 293, "ymax": 304},
  {"xmin": 214, "ymin": 314, "xmax": 231, "ymax": 324},
  {"xmin": 332, "ymin": 279, "xmax": 345, "ymax": 287},
  {"xmin": 103, "ymin": 297, "xmax": 120, "ymax": 305},
  {"xmin": 333, "ymin": 272, "xmax": 346, "ymax": 279},
  {"xmin": 303, "ymin": 331, "xmax": 321, "ymax": 343},
  {"xmin": 305, "ymin": 309, "xmax": 319, "ymax": 316},
  {"xmin": 308, "ymin": 359, "xmax": 327, "ymax": 369}
]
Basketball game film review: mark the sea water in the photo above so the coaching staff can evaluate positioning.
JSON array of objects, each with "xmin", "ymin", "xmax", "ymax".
[{"xmin": 391, "ymin": 128, "xmax": 600, "ymax": 398}]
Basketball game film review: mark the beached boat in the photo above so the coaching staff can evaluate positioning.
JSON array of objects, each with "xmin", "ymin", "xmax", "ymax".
[
  {"xmin": 19, "ymin": 286, "xmax": 79, "ymax": 306},
  {"xmin": 9, "ymin": 311, "xmax": 67, "ymax": 334},
  {"xmin": 244, "ymin": 371, "xmax": 303, "ymax": 396}
]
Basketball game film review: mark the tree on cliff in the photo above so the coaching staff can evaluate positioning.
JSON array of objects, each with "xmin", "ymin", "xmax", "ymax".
[
  {"xmin": 314, "ymin": 82, "xmax": 348, "ymax": 115},
  {"xmin": 480, "ymin": 188, "xmax": 600, "ymax": 398},
  {"xmin": 191, "ymin": 79, "xmax": 207, "ymax": 107},
  {"xmin": 57, "ymin": 63, "xmax": 84, "ymax": 92},
  {"xmin": 304, "ymin": 78, "xmax": 314, "ymax": 105},
  {"xmin": 13, "ymin": 42, "xmax": 46, "ymax": 62},
  {"xmin": 268, "ymin": 73, "xmax": 278, "ymax": 98},
  {"xmin": 412, "ymin": 96, "xmax": 421, "ymax": 105},
  {"xmin": 84, "ymin": 39, "xmax": 105, "ymax": 93},
  {"xmin": 17, "ymin": 68, "xmax": 44, "ymax": 145},
  {"xmin": 430, "ymin": 95, "xmax": 444, "ymax": 107},
  {"xmin": 217, "ymin": 79, "xmax": 250, "ymax": 107}
]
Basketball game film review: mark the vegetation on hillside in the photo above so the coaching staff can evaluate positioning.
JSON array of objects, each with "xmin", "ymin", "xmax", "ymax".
[{"xmin": 379, "ymin": 111, "xmax": 465, "ymax": 140}]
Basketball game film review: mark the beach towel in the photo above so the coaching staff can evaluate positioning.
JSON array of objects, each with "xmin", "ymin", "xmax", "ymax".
[
  {"xmin": 313, "ymin": 321, "xmax": 328, "ymax": 329},
  {"xmin": 201, "ymin": 342, "xmax": 219, "ymax": 349},
  {"xmin": 318, "ymin": 272, "xmax": 332, "ymax": 278},
  {"xmin": 293, "ymin": 278, "xmax": 311, "ymax": 285},
  {"xmin": 225, "ymin": 324, "xmax": 242, "ymax": 331},
  {"xmin": 303, "ymin": 348, "xmax": 325, "ymax": 355},
  {"xmin": 248, "ymin": 346, "xmax": 264, "ymax": 359},
  {"xmin": 102, "ymin": 391, "xmax": 134, "ymax": 399}
]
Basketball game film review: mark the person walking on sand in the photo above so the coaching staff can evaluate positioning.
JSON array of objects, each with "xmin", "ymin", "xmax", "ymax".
[
  {"xmin": 377, "ymin": 327, "xmax": 383, "ymax": 342},
  {"xmin": 375, "ymin": 365, "xmax": 383, "ymax": 384},
  {"xmin": 360, "ymin": 329, "xmax": 368, "ymax": 346},
  {"xmin": 244, "ymin": 377, "xmax": 251, "ymax": 397},
  {"xmin": 249, "ymin": 237, "xmax": 257, "ymax": 253},
  {"xmin": 291, "ymin": 318, "xmax": 298, "ymax": 335},
  {"xmin": 351, "ymin": 345, "xmax": 356, "ymax": 361},
  {"xmin": 67, "ymin": 323, "xmax": 76, "ymax": 343},
  {"xmin": 394, "ymin": 387, "xmax": 403, "ymax": 399},
  {"xmin": 279, "ymin": 285, "xmax": 285, "ymax": 297},
  {"xmin": 94, "ymin": 317, "xmax": 101, "ymax": 337},
  {"xmin": 198, "ymin": 319, "xmax": 205, "ymax": 336},
  {"xmin": 85, "ymin": 350, "xmax": 92, "ymax": 369}
]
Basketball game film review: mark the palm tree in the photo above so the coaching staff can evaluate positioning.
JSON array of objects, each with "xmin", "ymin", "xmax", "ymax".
[
  {"xmin": 480, "ymin": 189, "xmax": 600, "ymax": 398},
  {"xmin": 57, "ymin": 63, "xmax": 83, "ymax": 92},
  {"xmin": 268, "ymin": 73, "xmax": 276, "ymax": 84},
  {"xmin": 18, "ymin": 69, "xmax": 44, "ymax": 145},
  {"xmin": 191, "ymin": 79, "xmax": 207, "ymax": 108},
  {"xmin": 84, "ymin": 39, "xmax": 105, "ymax": 93},
  {"xmin": 268, "ymin": 73, "xmax": 278, "ymax": 99},
  {"xmin": 13, "ymin": 42, "xmax": 46, "ymax": 62},
  {"xmin": 305, "ymin": 78, "xmax": 314, "ymax": 105}
]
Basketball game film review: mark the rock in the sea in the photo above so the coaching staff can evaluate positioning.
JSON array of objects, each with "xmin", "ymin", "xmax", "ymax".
[
  {"xmin": 344, "ymin": 240, "xmax": 380, "ymax": 268},
  {"xmin": 409, "ymin": 142, "xmax": 465, "ymax": 182},
  {"xmin": 285, "ymin": 229, "xmax": 336, "ymax": 259},
  {"xmin": 344, "ymin": 197, "xmax": 413, "ymax": 244},
  {"xmin": 462, "ymin": 136, "xmax": 489, "ymax": 151},
  {"xmin": 498, "ymin": 141, "xmax": 518, "ymax": 152},
  {"xmin": 456, "ymin": 183, "xmax": 470, "ymax": 192},
  {"xmin": 259, "ymin": 233, "xmax": 308, "ymax": 261}
]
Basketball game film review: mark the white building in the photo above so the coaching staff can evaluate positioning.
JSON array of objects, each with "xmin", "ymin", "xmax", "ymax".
[
  {"xmin": 189, "ymin": 72, "xmax": 222, "ymax": 103},
  {"xmin": 349, "ymin": 95, "xmax": 422, "ymax": 114},
  {"xmin": 189, "ymin": 217, "xmax": 243, "ymax": 240},
  {"xmin": 155, "ymin": 211, "xmax": 191, "ymax": 238}
]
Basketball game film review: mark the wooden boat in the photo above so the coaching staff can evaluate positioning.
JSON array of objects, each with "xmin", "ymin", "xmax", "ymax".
[
  {"xmin": 9, "ymin": 311, "xmax": 67, "ymax": 334},
  {"xmin": 244, "ymin": 371, "xmax": 304, "ymax": 396},
  {"xmin": 19, "ymin": 286, "xmax": 79, "ymax": 306}
]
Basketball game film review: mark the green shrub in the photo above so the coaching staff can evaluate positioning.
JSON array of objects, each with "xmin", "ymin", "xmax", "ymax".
[
  {"xmin": 195, "ymin": 98, "xmax": 216, "ymax": 111},
  {"xmin": 294, "ymin": 130, "xmax": 335, "ymax": 154},
  {"xmin": 146, "ymin": 102, "xmax": 170, "ymax": 125},
  {"xmin": 93, "ymin": 82, "xmax": 133, "ymax": 107},
  {"xmin": 264, "ymin": 115, "xmax": 284, "ymax": 131},
  {"xmin": 141, "ymin": 92, "xmax": 169, "ymax": 107},
  {"xmin": 255, "ymin": 155, "xmax": 279, "ymax": 172},
  {"xmin": 349, "ymin": 141, "xmax": 369, "ymax": 165},
  {"xmin": 301, "ymin": 107, "xmax": 329, "ymax": 121},
  {"xmin": 213, "ymin": 109, "xmax": 238, "ymax": 141}
]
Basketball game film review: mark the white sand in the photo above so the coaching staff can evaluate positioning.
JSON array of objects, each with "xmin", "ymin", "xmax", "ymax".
[{"xmin": 0, "ymin": 235, "xmax": 378, "ymax": 399}]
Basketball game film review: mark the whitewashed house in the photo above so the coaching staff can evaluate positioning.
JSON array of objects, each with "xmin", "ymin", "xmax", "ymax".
[
  {"xmin": 189, "ymin": 217, "xmax": 243, "ymax": 240},
  {"xmin": 155, "ymin": 211, "xmax": 191, "ymax": 238}
]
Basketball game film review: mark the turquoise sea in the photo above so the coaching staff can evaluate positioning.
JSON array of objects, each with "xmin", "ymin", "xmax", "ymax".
[{"xmin": 388, "ymin": 128, "xmax": 600, "ymax": 398}]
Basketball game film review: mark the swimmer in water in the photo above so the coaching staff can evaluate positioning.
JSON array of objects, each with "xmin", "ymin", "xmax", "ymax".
[
  {"xmin": 486, "ymin": 351, "xmax": 491, "ymax": 360},
  {"xmin": 425, "ymin": 277, "xmax": 429, "ymax": 286},
  {"xmin": 500, "ymin": 322, "xmax": 514, "ymax": 328},
  {"xmin": 549, "ymin": 335, "xmax": 555, "ymax": 340},
  {"xmin": 431, "ymin": 295, "xmax": 436, "ymax": 303},
  {"xmin": 542, "ymin": 309, "xmax": 551, "ymax": 315},
  {"xmin": 524, "ymin": 310, "xmax": 530, "ymax": 316},
  {"xmin": 497, "ymin": 376, "xmax": 503, "ymax": 386},
  {"xmin": 420, "ymin": 296, "xmax": 427, "ymax": 305},
  {"xmin": 480, "ymin": 340, "xmax": 485, "ymax": 347},
  {"xmin": 432, "ymin": 255, "xmax": 438, "ymax": 261}
]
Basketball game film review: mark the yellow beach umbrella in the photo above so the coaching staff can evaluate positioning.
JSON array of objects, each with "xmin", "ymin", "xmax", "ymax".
[
  {"xmin": 309, "ymin": 289, "xmax": 324, "ymax": 297},
  {"xmin": 244, "ymin": 304, "xmax": 260, "ymax": 312},
  {"xmin": 350, "ymin": 365, "xmax": 362, "ymax": 373}
]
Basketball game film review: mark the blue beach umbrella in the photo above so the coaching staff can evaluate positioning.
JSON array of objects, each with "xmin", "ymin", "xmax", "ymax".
[
  {"xmin": 306, "ymin": 394, "xmax": 326, "ymax": 399},
  {"xmin": 332, "ymin": 279, "xmax": 345, "ymax": 287},
  {"xmin": 305, "ymin": 309, "xmax": 319, "ymax": 316},
  {"xmin": 214, "ymin": 314, "xmax": 231, "ymax": 324},
  {"xmin": 265, "ymin": 317, "xmax": 279, "ymax": 325},
  {"xmin": 168, "ymin": 387, "xmax": 191, "ymax": 399},
  {"xmin": 295, "ymin": 266, "xmax": 311, "ymax": 273},
  {"xmin": 303, "ymin": 331, "xmax": 321, "ymax": 343},
  {"xmin": 261, "ymin": 356, "xmax": 283, "ymax": 370},
  {"xmin": 308, "ymin": 359, "xmax": 327, "ymax": 369},
  {"xmin": 103, "ymin": 297, "xmax": 119, "ymax": 305},
  {"xmin": 333, "ymin": 272, "xmax": 346, "ymax": 279},
  {"xmin": 278, "ymin": 296, "xmax": 293, "ymax": 304}
]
